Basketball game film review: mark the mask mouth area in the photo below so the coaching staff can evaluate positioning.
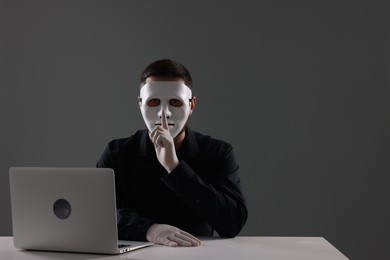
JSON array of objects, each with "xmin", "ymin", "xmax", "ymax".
[{"xmin": 155, "ymin": 123, "xmax": 175, "ymax": 126}]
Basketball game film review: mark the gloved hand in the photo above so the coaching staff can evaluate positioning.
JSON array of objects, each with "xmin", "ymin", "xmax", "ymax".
[
  {"xmin": 146, "ymin": 224, "xmax": 201, "ymax": 247},
  {"xmin": 150, "ymin": 110, "xmax": 179, "ymax": 173}
]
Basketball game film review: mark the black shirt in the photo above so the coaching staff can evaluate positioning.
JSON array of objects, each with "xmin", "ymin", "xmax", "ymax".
[{"xmin": 97, "ymin": 127, "xmax": 248, "ymax": 241}]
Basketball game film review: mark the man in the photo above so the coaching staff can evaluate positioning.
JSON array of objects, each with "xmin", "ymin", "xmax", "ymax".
[{"xmin": 97, "ymin": 59, "xmax": 248, "ymax": 247}]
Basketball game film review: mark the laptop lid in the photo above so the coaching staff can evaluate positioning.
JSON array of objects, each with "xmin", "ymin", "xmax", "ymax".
[{"xmin": 9, "ymin": 167, "xmax": 151, "ymax": 254}]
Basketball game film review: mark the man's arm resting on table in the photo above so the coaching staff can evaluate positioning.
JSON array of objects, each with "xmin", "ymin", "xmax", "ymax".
[{"xmin": 162, "ymin": 146, "xmax": 248, "ymax": 238}]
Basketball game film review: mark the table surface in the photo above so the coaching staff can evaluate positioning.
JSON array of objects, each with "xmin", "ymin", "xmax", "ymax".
[{"xmin": 0, "ymin": 236, "xmax": 348, "ymax": 260}]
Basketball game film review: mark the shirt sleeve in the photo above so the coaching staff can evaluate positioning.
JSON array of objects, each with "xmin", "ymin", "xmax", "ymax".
[
  {"xmin": 161, "ymin": 144, "xmax": 248, "ymax": 238},
  {"xmin": 116, "ymin": 208, "xmax": 156, "ymax": 241},
  {"xmin": 96, "ymin": 143, "xmax": 156, "ymax": 241}
]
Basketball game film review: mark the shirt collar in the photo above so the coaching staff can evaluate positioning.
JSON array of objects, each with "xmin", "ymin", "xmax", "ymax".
[{"xmin": 137, "ymin": 129, "xmax": 154, "ymax": 157}]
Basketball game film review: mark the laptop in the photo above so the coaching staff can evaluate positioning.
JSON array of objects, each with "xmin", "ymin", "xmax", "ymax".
[{"xmin": 9, "ymin": 167, "xmax": 153, "ymax": 254}]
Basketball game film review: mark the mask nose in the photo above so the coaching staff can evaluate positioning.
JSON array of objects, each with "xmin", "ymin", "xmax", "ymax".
[{"xmin": 157, "ymin": 105, "xmax": 172, "ymax": 119}]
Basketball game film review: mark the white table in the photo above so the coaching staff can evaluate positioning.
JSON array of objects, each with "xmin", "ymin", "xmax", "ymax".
[{"xmin": 0, "ymin": 236, "xmax": 348, "ymax": 260}]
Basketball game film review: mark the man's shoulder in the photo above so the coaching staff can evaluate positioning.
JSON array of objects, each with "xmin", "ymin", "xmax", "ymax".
[
  {"xmin": 191, "ymin": 130, "xmax": 233, "ymax": 153},
  {"xmin": 107, "ymin": 129, "xmax": 147, "ymax": 150}
]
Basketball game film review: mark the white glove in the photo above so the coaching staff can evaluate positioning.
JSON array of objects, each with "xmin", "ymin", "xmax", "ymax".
[
  {"xmin": 150, "ymin": 110, "xmax": 179, "ymax": 173},
  {"xmin": 146, "ymin": 224, "xmax": 201, "ymax": 247}
]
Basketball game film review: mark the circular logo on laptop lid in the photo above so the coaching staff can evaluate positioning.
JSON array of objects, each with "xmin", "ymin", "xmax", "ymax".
[{"xmin": 53, "ymin": 199, "xmax": 72, "ymax": 220}]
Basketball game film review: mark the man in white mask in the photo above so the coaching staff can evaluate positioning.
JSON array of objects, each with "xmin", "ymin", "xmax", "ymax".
[
  {"xmin": 97, "ymin": 59, "xmax": 247, "ymax": 247},
  {"xmin": 139, "ymin": 80, "xmax": 194, "ymax": 173}
]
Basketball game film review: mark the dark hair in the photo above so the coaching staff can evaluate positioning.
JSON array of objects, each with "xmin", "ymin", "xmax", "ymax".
[{"xmin": 140, "ymin": 59, "xmax": 193, "ymax": 88}]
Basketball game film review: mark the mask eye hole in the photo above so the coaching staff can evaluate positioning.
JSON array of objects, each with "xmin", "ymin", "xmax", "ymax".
[
  {"xmin": 147, "ymin": 99, "xmax": 160, "ymax": 107},
  {"xmin": 169, "ymin": 99, "xmax": 183, "ymax": 107}
]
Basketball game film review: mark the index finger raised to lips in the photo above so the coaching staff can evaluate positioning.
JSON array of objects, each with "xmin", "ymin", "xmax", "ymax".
[{"xmin": 161, "ymin": 109, "xmax": 168, "ymax": 130}]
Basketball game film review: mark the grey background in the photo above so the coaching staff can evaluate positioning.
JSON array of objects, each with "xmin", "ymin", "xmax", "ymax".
[{"xmin": 1, "ymin": 1, "xmax": 389, "ymax": 259}]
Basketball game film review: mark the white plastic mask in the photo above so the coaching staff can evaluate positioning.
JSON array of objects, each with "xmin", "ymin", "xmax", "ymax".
[{"xmin": 139, "ymin": 81, "xmax": 192, "ymax": 138}]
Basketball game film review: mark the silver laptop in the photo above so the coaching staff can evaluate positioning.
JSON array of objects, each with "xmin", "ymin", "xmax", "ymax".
[{"xmin": 9, "ymin": 167, "xmax": 152, "ymax": 254}]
